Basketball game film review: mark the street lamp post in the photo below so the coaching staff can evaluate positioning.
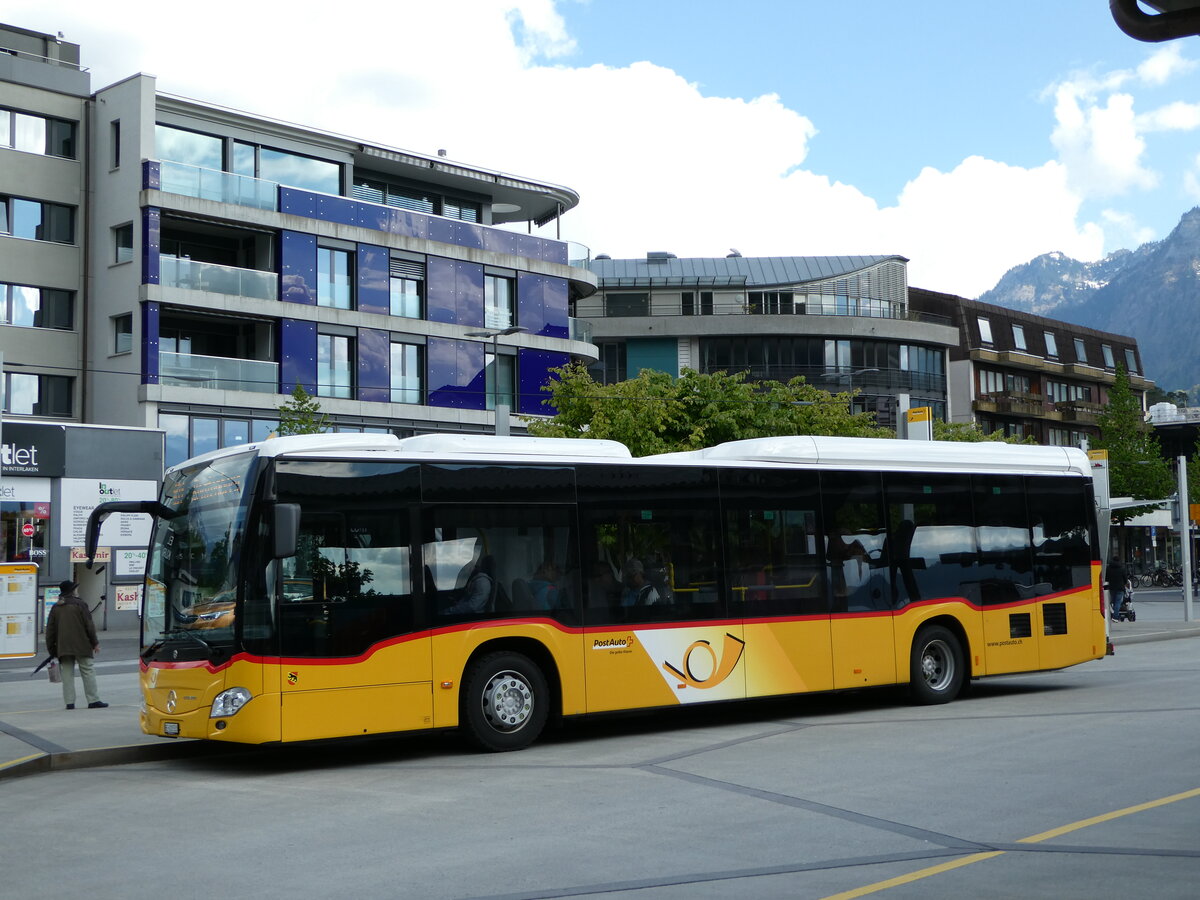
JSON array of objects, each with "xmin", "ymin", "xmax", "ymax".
[{"xmin": 464, "ymin": 326, "xmax": 527, "ymax": 435}]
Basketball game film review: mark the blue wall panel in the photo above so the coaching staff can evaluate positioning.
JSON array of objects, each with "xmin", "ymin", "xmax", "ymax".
[
  {"xmin": 141, "ymin": 301, "xmax": 159, "ymax": 385},
  {"xmin": 543, "ymin": 277, "xmax": 569, "ymax": 339},
  {"xmin": 517, "ymin": 349, "xmax": 568, "ymax": 416},
  {"xmin": 281, "ymin": 231, "xmax": 317, "ymax": 305},
  {"xmin": 458, "ymin": 261, "xmax": 484, "ymax": 327},
  {"xmin": 357, "ymin": 244, "xmax": 389, "ymax": 315},
  {"xmin": 141, "ymin": 207, "xmax": 160, "ymax": 286},
  {"xmin": 279, "ymin": 187, "xmax": 316, "ymax": 218},
  {"xmin": 426, "ymin": 256, "xmax": 457, "ymax": 324},
  {"xmin": 280, "ymin": 318, "xmax": 317, "ymax": 394},
  {"xmin": 142, "ymin": 160, "xmax": 160, "ymax": 191},
  {"xmin": 517, "ymin": 272, "xmax": 546, "ymax": 337},
  {"xmin": 426, "ymin": 336, "xmax": 486, "ymax": 410},
  {"xmin": 356, "ymin": 327, "xmax": 389, "ymax": 403}
]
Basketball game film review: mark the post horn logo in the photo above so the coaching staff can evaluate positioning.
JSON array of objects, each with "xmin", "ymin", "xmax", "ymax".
[{"xmin": 662, "ymin": 633, "xmax": 745, "ymax": 689}]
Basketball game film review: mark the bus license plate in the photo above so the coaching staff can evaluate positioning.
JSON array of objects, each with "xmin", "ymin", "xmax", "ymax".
[{"xmin": 163, "ymin": 722, "xmax": 181, "ymax": 736}]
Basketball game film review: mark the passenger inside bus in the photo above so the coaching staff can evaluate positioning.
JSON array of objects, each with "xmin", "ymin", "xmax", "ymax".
[{"xmin": 443, "ymin": 554, "xmax": 498, "ymax": 614}]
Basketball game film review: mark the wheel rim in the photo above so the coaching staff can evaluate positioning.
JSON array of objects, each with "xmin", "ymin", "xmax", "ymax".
[
  {"xmin": 919, "ymin": 639, "xmax": 955, "ymax": 692},
  {"xmin": 481, "ymin": 669, "xmax": 534, "ymax": 733}
]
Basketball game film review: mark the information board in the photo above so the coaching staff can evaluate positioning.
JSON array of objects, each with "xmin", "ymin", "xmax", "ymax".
[{"xmin": 0, "ymin": 563, "xmax": 39, "ymax": 659}]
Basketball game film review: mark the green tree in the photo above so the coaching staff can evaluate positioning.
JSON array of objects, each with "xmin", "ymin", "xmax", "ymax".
[
  {"xmin": 525, "ymin": 364, "xmax": 889, "ymax": 456},
  {"xmin": 1093, "ymin": 364, "xmax": 1174, "ymax": 524},
  {"xmin": 933, "ymin": 420, "xmax": 1034, "ymax": 443},
  {"xmin": 276, "ymin": 384, "xmax": 329, "ymax": 436}
]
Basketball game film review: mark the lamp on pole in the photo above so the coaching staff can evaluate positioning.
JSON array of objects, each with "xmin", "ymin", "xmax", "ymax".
[{"xmin": 464, "ymin": 326, "xmax": 527, "ymax": 435}]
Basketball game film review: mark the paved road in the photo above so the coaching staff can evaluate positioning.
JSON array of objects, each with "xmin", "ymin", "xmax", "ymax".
[{"xmin": 2, "ymin": 617, "xmax": 1199, "ymax": 898}]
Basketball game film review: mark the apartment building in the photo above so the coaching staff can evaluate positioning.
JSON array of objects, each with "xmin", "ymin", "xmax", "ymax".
[
  {"xmin": 580, "ymin": 253, "xmax": 957, "ymax": 428},
  {"xmin": 1, "ymin": 24, "xmax": 598, "ymax": 469},
  {"xmin": 908, "ymin": 288, "xmax": 1152, "ymax": 445}
]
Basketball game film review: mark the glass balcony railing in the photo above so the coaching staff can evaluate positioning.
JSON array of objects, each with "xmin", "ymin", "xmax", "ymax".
[
  {"xmin": 160, "ymin": 255, "xmax": 278, "ymax": 301},
  {"xmin": 158, "ymin": 160, "xmax": 277, "ymax": 210},
  {"xmin": 569, "ymin": 317, "xmax": 593, "ymax": 344},
  {"xmin": 159, "ymin": 351, "xmax": 279, "ymax": 393}
]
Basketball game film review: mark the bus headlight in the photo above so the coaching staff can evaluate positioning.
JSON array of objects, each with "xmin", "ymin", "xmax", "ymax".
[{"xmin": 211, "ymin": 687, "xmax": 252, "ymax": 718}]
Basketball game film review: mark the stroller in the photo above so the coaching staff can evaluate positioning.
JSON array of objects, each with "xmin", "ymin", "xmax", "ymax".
[{"xmin": 1114, "ymin": 582, "xmax": 1136, "ymax": 622}]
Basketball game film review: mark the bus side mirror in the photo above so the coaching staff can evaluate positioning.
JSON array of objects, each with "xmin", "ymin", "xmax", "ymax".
[{"xmin": 273, "ymin": 503, "xmax": 300, "ymax": 559}]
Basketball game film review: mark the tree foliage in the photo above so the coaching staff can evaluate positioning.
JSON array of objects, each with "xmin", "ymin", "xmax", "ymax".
[
  {"xmin": 276, "ymin": 384, "xmax": 329, "ymax": 436},
  {"xmin": 1093, "ymin": 364, "xmax": 1174, "ymax": 523},
  {"xmin": 524, "ymin": 365, "xmax": 890, "ymax": 456}
]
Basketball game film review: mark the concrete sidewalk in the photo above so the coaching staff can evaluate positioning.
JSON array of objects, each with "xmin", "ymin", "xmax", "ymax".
[{"xmin": 2, "ymin": 619, "xmax": 1198, "ymax": 782}]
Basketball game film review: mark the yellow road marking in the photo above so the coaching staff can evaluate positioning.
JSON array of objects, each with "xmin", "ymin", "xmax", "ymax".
[
  {"xmin": 822, "ymin": 787, "xmax": 1200, "ymax": 900},
  {"xmin": 822, "ymin": 852, "xmax": 1004, "ymax": 900},
  {"xmin": 0, "ymin": 752, "xmax": 46, "ymax": 770}
]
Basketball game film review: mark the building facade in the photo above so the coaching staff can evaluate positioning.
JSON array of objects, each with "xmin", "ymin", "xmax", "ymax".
[
  {"xmin": 909, "ymin": 288, "xmax": 1152, "ymax": 445},
  {"xmin": 580, "ymin": 253, "xmax": 957, "ymax": 428},
  {"xmin": 2, "ymin": 24, "xmax": 598, "ymax": 470}
]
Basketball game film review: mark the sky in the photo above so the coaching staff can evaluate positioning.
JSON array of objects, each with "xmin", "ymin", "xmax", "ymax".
[{"xmin": 9, "ymin": 0, "xmax": 1200, "ymax": 297}]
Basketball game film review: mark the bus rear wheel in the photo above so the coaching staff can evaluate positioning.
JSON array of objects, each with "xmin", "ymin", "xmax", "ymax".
[
  {"xmin": 909, "ymin": 626, "xmax": 964, "ymax": 704},
  {"xmin": 461, "ymin": 651, "xmax": 548, "ymax": 752}
]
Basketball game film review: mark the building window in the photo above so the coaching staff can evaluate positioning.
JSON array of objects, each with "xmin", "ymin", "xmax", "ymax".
[
  {"xmin": 1101, "ymin": 344, "xmax": 1115, "ymax": 368},
  {"xmin": 588, "ymin": 342, "xmax": 626, "ymax": 384},
  {"xmin": 977, "ymin": 317, "xmax": 993, "ymax": 344},
  {"xmin": 2, "ymin": 372, "xmax": 72, "ymax": 416},
  {"xmin": 1011, "ymin": 324, "xmax": 1027, "ymax": 351},
  {"xmin": 1044, "ymin": 332, "xmax": 1058, "ymax": 358},
  {"xmin": 1124, "ymin": 349, "xmax": 1138, "ymax": 374},
  {"xmin": 113, "ymin": 313, "xmax": 133, "ymax": 353},
  {"xmin": 748, "ymin": 291, "xmax": 796, "ymax": 315},
  {"xmin": 1, "ymin": 196, "xmax": 74, "ymax": 243},
  {"xmin": 1, "ymin": 284, "xmax": 72, "ymax": 329},
  {"xmin": 318, "ymin": 333, "xmax": 354, "ymax": 398},
  {"xmin": 113, "ymin": 224, "xmax": 133, "ymax": 264},
  {"xmin": 390, "ymin": 342, "xmax": 423, "ymax": 404},
  {"xmin": 484, "ymin": 348, "xmax": 516, "ymax": 411},
  {"xmin": 1, "ymin": 108, "xmax": 76, "ymax": 159},
  {"xmin": 485, "ymin": 274, "xmax": 515, "ymax": 329},
  {"xmin": 605, "ymin": 292, "xmax": 649, "ymax": 317},
  {"xmin": 352, "ymin": 176, "xmax": 480, "ymax": 221},
  {"xmin": 317, "ymin": 247, "xmax": 353, "ymax": 309},
  {"xmin": 110, "ymin": 120, "xmax": 121, "ymax": 168},
  {"xmin": 681, "ymin": 291, "xmax": 714, "ymax": 316},
  {"xmin": 159, "ymin": 413, "xmax": 280, "ymax": 468},
  {"xmin": 1074, "ymin": 338, "xmax": 1087, "ymax": 363},
  {"xmin": 389, "ymin": 257, "xmax": 424, "ymax": 318}
]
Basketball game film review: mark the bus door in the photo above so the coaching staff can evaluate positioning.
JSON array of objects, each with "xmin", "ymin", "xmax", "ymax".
[
  {"xmin": 579, "ymin": 466, "xmax": 744, "ymax": 713},
  {"xmin": 274, "ymin": 464, "xmax": 432, "ymax": 743},
  {"xmin": 721, "ymin": 469, "xmax": 834, "ymax": 699},
  {"xmin": 827, "ymin": 473, "xmax": 895, "ymax": 690}
]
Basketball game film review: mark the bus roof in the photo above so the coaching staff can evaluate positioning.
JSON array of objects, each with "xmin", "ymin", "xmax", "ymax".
[{"xmin": 169, "ymin": 432, "xmax": 1090, "ymax": 478}]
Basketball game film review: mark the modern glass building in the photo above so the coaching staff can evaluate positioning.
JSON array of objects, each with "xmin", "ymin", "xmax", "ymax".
[
  {"xmin": 580, "ymin": 253, "xmax": 957, "ymax": 428},
  {"xmin": 1, "ymin": 23, "xmax": 598, "ymax": 469}
]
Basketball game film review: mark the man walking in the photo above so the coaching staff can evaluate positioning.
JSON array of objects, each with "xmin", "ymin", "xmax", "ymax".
[{"xmin": 45, "ymin": 581, "xmax": 108, "ymax": 710}]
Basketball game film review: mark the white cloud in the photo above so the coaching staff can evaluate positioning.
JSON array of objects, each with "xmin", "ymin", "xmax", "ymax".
[
  {"xmin": 1137, "ymin": 101, "xmax": 1200, "ymax": 132},
  {"xmin": 1136, "ymin": 43, "xmax": 1197, "ymax": 86},
  {"xmin": 0, "ymin": 0, "xmax": 1138, "ymax": 298}
]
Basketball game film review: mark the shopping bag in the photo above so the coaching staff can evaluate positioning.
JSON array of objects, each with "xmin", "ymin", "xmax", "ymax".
[{"xmin": 48, "ymin": 659, "xmax": 61, "ymax": 684}]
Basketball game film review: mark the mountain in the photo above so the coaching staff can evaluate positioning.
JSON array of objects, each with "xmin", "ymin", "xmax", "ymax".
[{"xmin": 976, "ymin": 208, "xmax": 1200, "ymax": 393}]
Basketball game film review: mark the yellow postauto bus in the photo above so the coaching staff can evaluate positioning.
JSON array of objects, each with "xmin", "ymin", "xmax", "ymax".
[{"xmin": 87, "ymin": 432, "xmax": 1106, "ymax": 752}]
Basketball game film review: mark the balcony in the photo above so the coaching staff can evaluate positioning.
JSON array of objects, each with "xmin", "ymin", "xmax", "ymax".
[
  {"xmin": 160, "ymin": 351, "xmax": 279, "ymax": 393},
  {"xmin": 160, "ymin": 256, "xmax": 278, "ymax": 301},
  {"xmin": 157, "ymin": 160, "xmax": 277, "ymax": 210},
  {"xmin": 1055, "ymin": 401, "xmax": 1104, "ymax": 424},
  {"xmin": 569, "ymin": 317, "xmax": 594, "ymax": 344}
]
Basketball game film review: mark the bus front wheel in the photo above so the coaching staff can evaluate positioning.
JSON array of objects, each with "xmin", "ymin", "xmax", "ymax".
[
  {"xmin": 909, "ymin": 626, "xmax": 963, "ymax": 704},
  {"xmin": 461, "ymin": 651, "xmax": 549, "ymax": 751}
]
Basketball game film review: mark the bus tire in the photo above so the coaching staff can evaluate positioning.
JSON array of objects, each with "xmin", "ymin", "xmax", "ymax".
[
  {"xmin": 909, "ymin": 626, "xmax": 963, "ymax": 705},
  {"xmin": 461, "ymin": 651, "xmax": 548, "ymax": 752}
]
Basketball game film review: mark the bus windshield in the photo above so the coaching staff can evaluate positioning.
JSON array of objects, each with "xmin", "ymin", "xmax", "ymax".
[{"xmin": 144, "ymin": 452, "xmax": 257, "ymax": 647}]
